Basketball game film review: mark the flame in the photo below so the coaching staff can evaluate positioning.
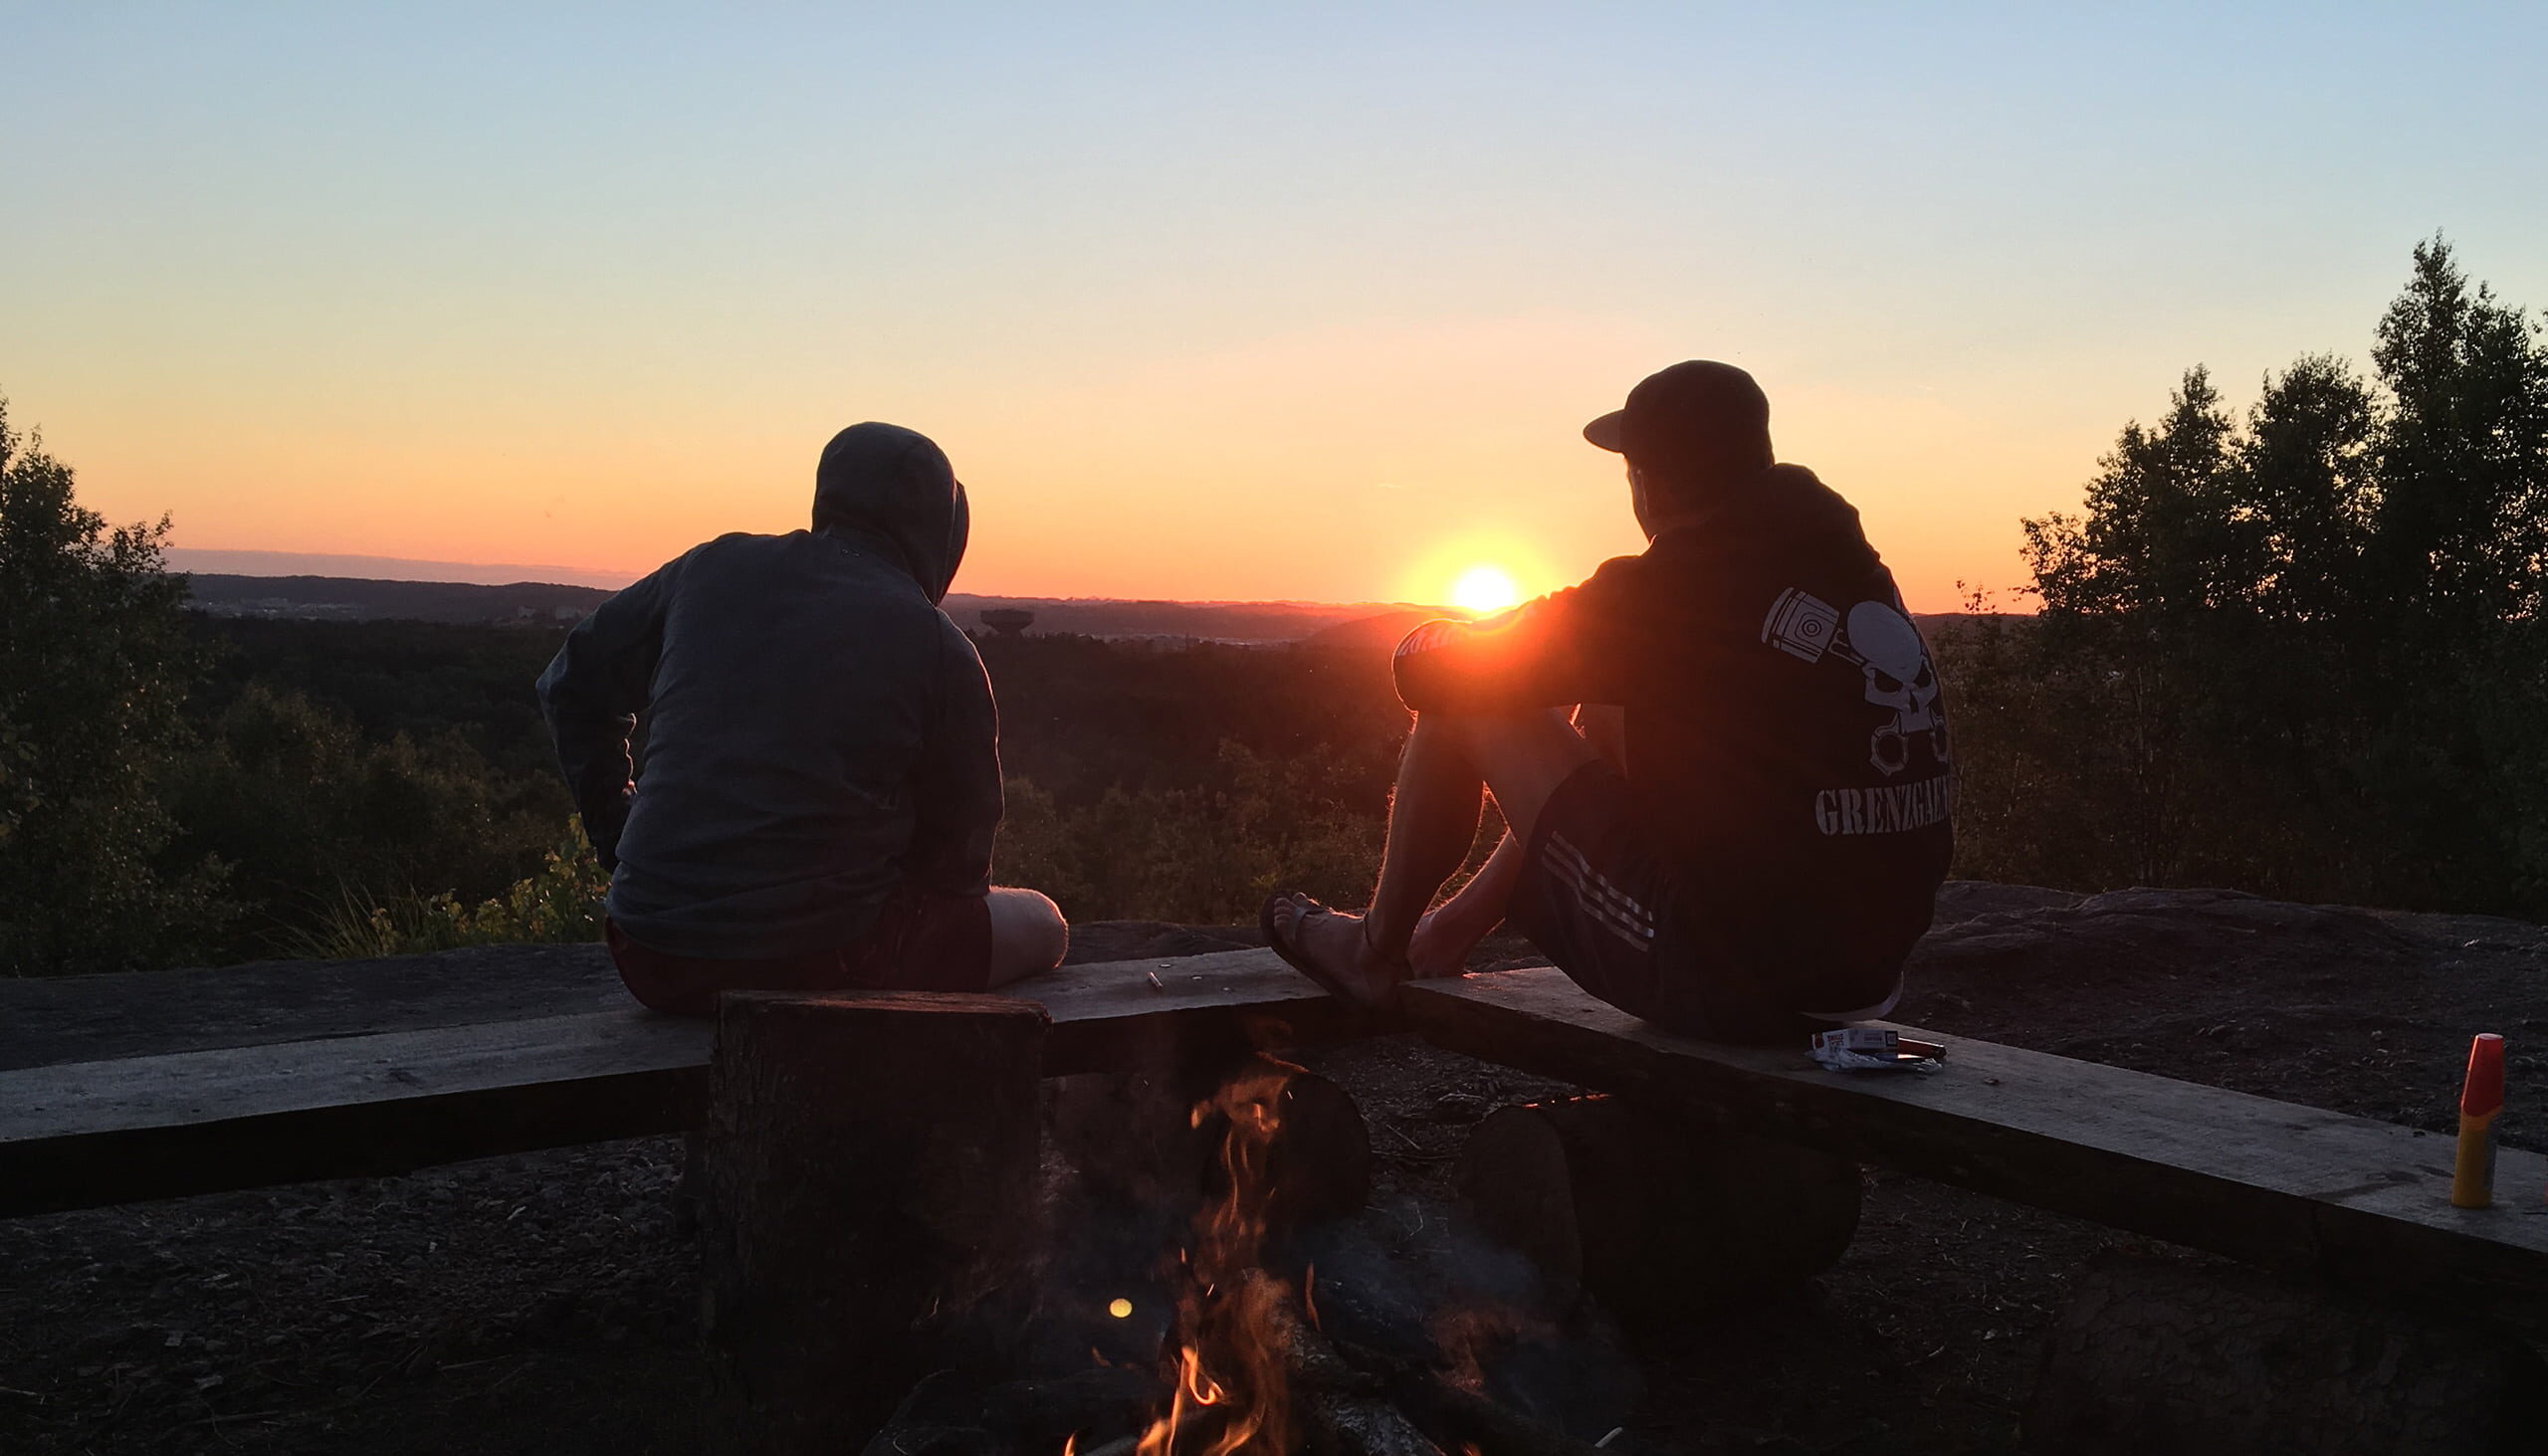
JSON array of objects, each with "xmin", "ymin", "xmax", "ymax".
[{"xmin": 1128, "ymin": 1058, "xmax": 1303, "ymax": 1456}]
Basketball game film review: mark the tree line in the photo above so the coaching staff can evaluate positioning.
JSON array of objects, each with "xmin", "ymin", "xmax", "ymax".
[
  {"xmin": 2, "ymin": 237, "xmax": 2541, "ymax": 975},
  {"xmin": 1949, "ymin": 237, "xmax": 2547, "ymax": 914}
]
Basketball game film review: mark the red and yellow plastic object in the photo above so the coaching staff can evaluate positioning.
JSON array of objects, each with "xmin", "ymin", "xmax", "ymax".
[{"xmin": 2450, "ymin": 1033, "xmax": 2505, "ymax": 1209}]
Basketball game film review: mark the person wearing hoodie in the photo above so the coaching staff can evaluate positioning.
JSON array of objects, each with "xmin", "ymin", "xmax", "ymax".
[
  {"xmin": 538, "ymin": 422, "xmax": 1066, "ymax": 1016},
  {"xmin": 1263, "ymin": 362, "xmax": 1953, "ymax": 1041}
]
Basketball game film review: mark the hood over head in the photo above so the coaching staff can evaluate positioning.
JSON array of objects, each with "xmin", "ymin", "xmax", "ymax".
[{"xmin": 812, "ymin": 422, "xmax": 970, "ymax": 603}]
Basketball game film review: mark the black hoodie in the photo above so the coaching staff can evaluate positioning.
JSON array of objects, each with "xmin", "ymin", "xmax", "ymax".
[
  {"xmin": 1391, "ymin": 464, "xmax": 1953, "ymax": 1015},
  {"xmin": 536, "ymin": 423, "xmax": 1000, "ymax": 958}
]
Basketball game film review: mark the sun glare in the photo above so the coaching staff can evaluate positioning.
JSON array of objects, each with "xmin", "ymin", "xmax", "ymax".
[{"xmin": 1450, "ymin": 564, "xmax": 1522, "ymax": 615}]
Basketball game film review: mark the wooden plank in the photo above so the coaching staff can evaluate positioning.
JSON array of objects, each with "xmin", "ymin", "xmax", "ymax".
[
  {"xmin": 1402, "ymin": 967, "xmax": 2548, "ymax": 1320},
  {"xmin": 1022, "ymin": 945, "xmax": 1375, "ymax": 1074},
  {"xmin": 0, "ymin": 942, "xmax": 627, "ymax": 1071},
  {"xmin": 0, "ymin": 1011, "xmax": 712, "ymax": 1217},
  {"xmin": 0, "ymin": 948, "xmax": 1357, "ymax": 1216}
]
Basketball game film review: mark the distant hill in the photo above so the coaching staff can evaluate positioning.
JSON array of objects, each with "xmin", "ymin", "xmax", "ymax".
[
  {"xmin": 164, "ymin": 548, "xmax": 635, "ymax": 590},
  {"xmin": 177, "ymin": 572, "xmax": 1451, "ymax": 640},
  {"xmin": 1300, "ymin": 609, "xmax": 1440, "ymax": 656},
  {"xmin": 946, "ymin": 596, "xmax": 1445, "ymax": 643},
  {"xmin": 178, "ymin": 570, "xmax": 2011, "ymax": 640},
  {"xmin": 1304, "ymin": 609, "xmax": 2005, "ymax": 657},
  {"xmin": 182, "ymin": 574, "xmax": 612, "ymax": 625}
]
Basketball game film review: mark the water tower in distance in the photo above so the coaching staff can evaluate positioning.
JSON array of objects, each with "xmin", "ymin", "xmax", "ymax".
[{"xmin": 978, "ymin": 608, "xmax": 1035, "ymax": 638}]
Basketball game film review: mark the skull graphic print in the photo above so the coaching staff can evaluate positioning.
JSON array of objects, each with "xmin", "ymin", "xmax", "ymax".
[{"xmin": 1761, "ymin": 588, "xmax": 1947, "ymax": 776}]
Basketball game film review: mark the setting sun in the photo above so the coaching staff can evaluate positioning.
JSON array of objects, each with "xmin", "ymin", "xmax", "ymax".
[{"xmin": 1450, "ymin": 564, "xmax": 1523, "ymax": 615}]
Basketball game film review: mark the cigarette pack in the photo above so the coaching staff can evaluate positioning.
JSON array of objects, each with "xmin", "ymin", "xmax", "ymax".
[{"xmin": 1809, "ymin": 1026, "xmax": 1945, "ymax": 1072}]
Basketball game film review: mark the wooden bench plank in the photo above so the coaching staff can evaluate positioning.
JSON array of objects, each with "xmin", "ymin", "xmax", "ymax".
[
  {"xmin": 0, "ymin": 948, "xmax": 1357, "ymax": 1217},
  {"xmin": 1403, "ymin": 966, "xmax": 2548, "ymax": 1320},
  {"xmin": 0, "ymin": 943, "xmax": 628, "ymax": 1071}
]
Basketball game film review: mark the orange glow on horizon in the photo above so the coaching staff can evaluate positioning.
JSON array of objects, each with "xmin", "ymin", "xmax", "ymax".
[{"xmin": 46, "ymin": 308, "xmax": 2065, "ymax": 617}]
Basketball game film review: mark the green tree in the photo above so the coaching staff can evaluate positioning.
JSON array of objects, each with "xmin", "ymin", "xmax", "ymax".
[
  {"xmin": 1962, "ymin": 240, "xmax": 2548, "ymax": 917},
  {"xmin": 2233, "ymin": 353, "xmax": 2378, "ymax": 624},
  {"xmin": 2368, "ymin": 237, "xmax": 2548, "ymax": 626},
  {"xmin": 991, "ymin": 742, "xmax": 1390, "ymax": 925},
  {"xmin": 164, "ymin": 683, "xmax": 546, "ymax": 957},
  {"xmin": 0, "ymin": 396, "xmax": 223, "ymax": 973},
  {"xmin": 2024, "ymin": 367, "xmax": 2242, "ymax": 617}
]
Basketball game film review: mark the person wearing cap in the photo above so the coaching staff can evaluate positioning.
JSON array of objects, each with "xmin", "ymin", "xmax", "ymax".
[
  {"xmin": 538, "ymin": 422, "xmax": 1068, "ymax": 1016},
  {"xmin": 1263, "ymin": 362, "xmax": 1952, "ymax": 1040}
]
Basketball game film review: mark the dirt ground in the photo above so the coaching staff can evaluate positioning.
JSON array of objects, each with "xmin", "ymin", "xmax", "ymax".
[{"xmin": 4, "ymin": 882, "xmax": 2543, "ymax": 1454}]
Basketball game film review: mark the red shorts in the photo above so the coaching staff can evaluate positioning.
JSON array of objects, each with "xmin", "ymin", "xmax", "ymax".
[{"xmin": 606, "ymin": 886, "xmax": 995, "ymax": 1017}]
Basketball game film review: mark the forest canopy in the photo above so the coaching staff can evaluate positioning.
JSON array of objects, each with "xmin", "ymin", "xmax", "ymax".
[{"xmin": 1951, "ymin": 237, "xmax": 2548, "ymax": 914}]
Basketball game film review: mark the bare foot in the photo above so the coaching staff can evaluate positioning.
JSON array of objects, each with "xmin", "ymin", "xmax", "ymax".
[
  {"xmin": 1264, "ymin": 894, "xmax": 1406, "ymax": 1009},
  {"xmin": 1406, "ymin": 908, "xmax": 1488, "ymax": 980}
]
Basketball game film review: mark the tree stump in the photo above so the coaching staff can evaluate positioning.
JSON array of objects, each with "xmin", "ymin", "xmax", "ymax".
[
  {"xmin": 702, "ymin": 991, "xmax": 1051, "ymax": 1456},
  {"xmin": 1454, "ymin": 1095, "xmax": 1859, "ymax": 1326},
  {"xmin": 2022, "ymin": 1251, "xmax": 2545, "ymax": 1455}
]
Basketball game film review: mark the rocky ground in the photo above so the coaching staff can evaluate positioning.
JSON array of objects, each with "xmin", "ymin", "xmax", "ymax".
[{"xmin": 3, "ymin": 883, "xmax": 2544, "ymax": 1454}]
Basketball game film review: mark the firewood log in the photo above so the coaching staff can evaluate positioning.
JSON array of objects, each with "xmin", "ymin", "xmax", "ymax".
[
  {"xmin": 1455, "ymin": 1095, "xmax": 1857, "ymax": 1326},
  {"xmin": 1238, "ymin": 1267, "xmax": 1380, "ymax": 1394},
  {"xmin": 1256, "ymin": 1070, "xmax": 1376, "ymax": 1233},
  {"xmin": 855, "ymin": 1367, "xmax": 1157, "ymax": 1456},
  {"xmin": 1396, "ymin": 1375, "xmax": 1610, "ymax": 1456},
  {"xmin": 1323, "ymin": 1330, "xmax": 1610, "ymax": 1456},
  {"xmin": 1301, "ymin": 1389, "xmax": 1449, "ymax": 1456}
]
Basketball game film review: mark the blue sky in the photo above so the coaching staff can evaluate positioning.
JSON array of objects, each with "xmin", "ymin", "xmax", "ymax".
[{"xmin": 5, "ymin": 4, "xmax": 2543, "ymax": 606}]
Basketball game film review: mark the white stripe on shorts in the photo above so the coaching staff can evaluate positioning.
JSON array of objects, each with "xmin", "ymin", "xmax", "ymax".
[{"xmin": 1542, "ymin": 833, "xmax": 1654, "ymax": 948}]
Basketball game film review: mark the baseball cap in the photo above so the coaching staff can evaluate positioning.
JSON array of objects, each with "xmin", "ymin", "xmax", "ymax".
[{"xmin": 1583, "ymin": 360, "xmax": 1774, "ymax": 483}]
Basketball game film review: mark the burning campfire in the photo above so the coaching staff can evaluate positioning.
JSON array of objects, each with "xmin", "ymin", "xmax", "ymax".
[
  {"xmin": 825, "ymin": 1040, "xmax": 1630, "ymax": 1456},
  {"xmin": 709, "ymin": 989, "xmax": 1650, "ymax": 1456},
  {"xmin": 1132, "ymin": 1058, "xmax": 1299, "ymax": 1456},
  {"xmin": 1015, "ymin": 1058, "xmax": 1615, "ymax": 1456}
]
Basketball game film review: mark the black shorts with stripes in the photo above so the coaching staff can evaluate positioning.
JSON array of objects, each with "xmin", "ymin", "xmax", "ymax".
[{"xmin": 1510, "ymin": 760, "xmax": 1810, "ymax": 1044}]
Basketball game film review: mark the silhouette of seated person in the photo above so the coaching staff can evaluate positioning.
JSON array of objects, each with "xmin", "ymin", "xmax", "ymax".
[
  {"xmin": 539, "ymin": 423, "xmax": 1066, "ymax": 1015},
  {"xmin": 1265, "ymin": 363, "xmax": 1952, "ymax": 1041}
]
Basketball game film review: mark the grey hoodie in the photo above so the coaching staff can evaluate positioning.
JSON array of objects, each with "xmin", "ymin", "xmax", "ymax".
[{"xmin": 536, "ymin": 423, "xmax": 1001, "ymax": 958}]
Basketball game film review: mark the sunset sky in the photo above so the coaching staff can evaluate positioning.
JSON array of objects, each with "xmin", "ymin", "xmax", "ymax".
[{"xmin": 7, "ymin": 5, "xmax": 2544, "ymax": 611}]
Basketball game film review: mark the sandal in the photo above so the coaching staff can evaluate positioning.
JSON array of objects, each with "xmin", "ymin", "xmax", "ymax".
[{"xmin": 1258, "ymin": 892, "xmax": 1407, "ymax": 1010}]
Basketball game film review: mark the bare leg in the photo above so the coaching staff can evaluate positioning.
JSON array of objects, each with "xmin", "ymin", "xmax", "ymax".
[
  {"xmin": 1406, "ymin": 830, "xmax": 1525, "ymax": 977},
  {"xmin": 984, "ymin": 886, "xmax": 1069, "ymax": 986},
  {"xmin": 1365, "ymin": 712, "xmax": 1490, "ymax": 952},
  {"xmin": 1407, "ymin": 706, "xmax": 1625, "ymax": 975},
  {"xmin": 1271, "ymin": 708, "xmax": 1596, "ymax": 1002}
]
